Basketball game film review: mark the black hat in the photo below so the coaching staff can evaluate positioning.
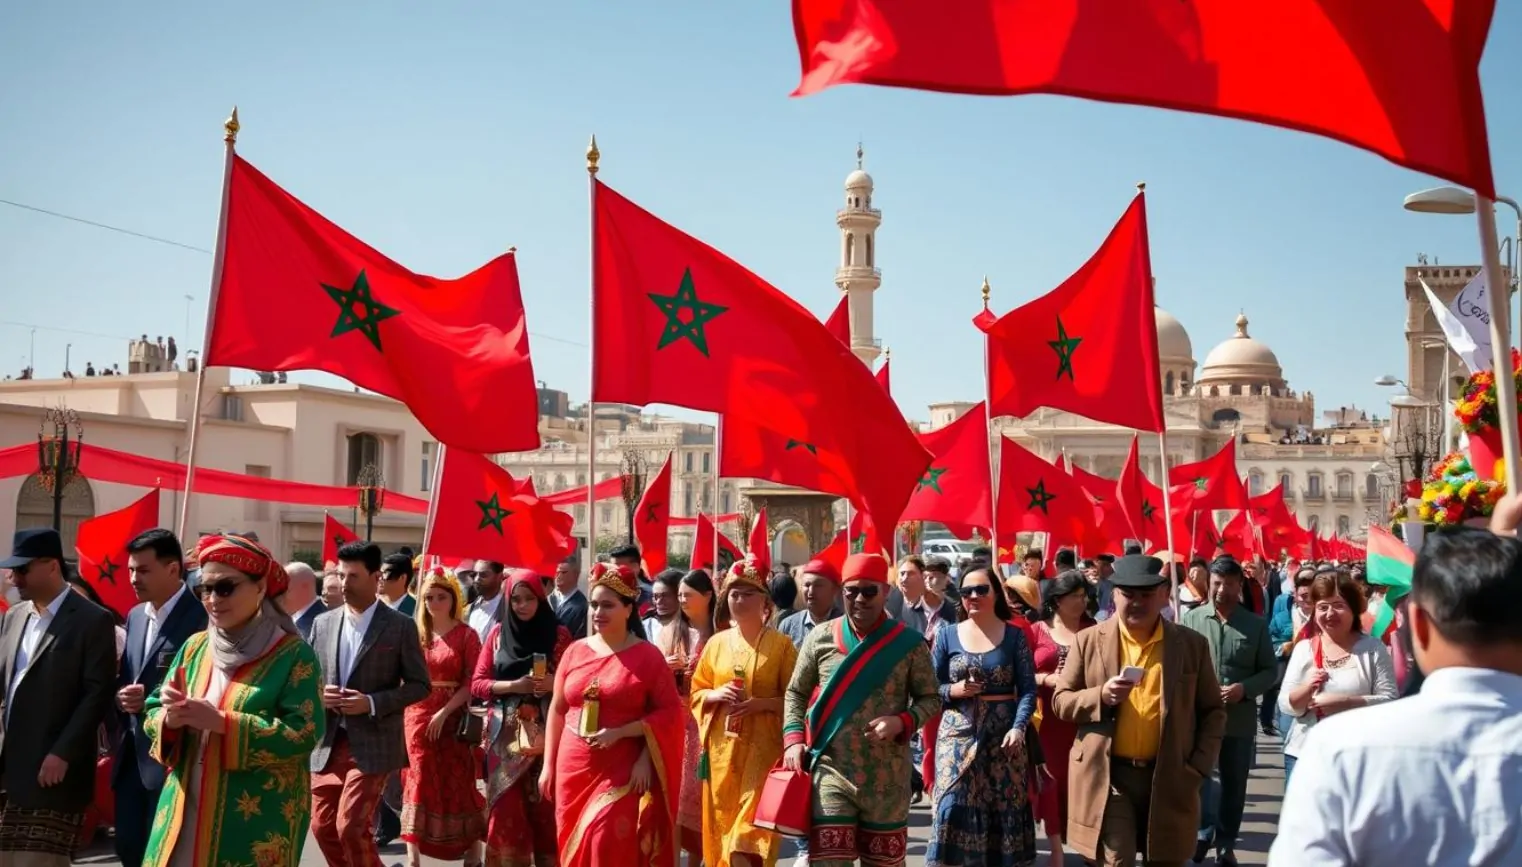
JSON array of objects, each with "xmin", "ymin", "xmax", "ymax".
[
  {"xmin": 0, "ymin": 528, "xmax": 65, "ymax": 569},
  {"xmin": 1110, "ymin": 554, "xmax": 1168, "ymax": 589}
]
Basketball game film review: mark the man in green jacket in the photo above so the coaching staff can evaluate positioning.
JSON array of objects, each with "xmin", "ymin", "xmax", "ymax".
[{"xmin": 1182, "ymin": 556, "xmax": 1278, "ymax": 866}]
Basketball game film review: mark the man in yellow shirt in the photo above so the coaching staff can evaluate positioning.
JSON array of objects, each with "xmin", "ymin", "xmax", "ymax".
[{"xmin": 1052, "ymin": 555, "xmax": 1227, "ymax": 867}]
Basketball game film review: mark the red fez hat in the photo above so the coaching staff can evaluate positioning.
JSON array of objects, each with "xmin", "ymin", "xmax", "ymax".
[
  {"xmin": 802, "ymin": 558, "xmax": 841, "ymax": 583},
  {"xmin": 842, "ymin": 553, "xmax": 889, "ymax": 584}
]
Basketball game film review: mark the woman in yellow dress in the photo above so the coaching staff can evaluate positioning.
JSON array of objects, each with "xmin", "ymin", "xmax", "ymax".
[{"xmin": 689, "ymin": 555, "xmax": 799, "ymax": 867}]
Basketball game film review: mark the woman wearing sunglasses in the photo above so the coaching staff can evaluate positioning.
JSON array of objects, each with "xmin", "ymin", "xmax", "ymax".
[{"xmin": 139, "ymin": 534, "xmax": 325, "ymax": 867}]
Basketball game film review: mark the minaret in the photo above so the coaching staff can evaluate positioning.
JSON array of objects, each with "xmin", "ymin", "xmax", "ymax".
[{"xmin": 835, "ymin": 145, "xmax": 882, "ymax": 366}]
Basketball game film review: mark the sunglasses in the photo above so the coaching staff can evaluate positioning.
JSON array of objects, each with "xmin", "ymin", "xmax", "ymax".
[
  {"xmin": 194, "ymin": 578, "xmax": 247, "ymax": 600},
  {"xmin": 961, "ymin": 584, "xmax": 994, "ymax": 598},
  {"xmin": 841, "ymin": 585, "xmax": 881, "ymax": 600}
]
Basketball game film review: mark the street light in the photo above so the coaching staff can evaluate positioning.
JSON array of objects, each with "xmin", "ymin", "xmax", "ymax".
[
  {"xmin": 1373, "ymin": 375, "xmax": 1405, "ymax": 388},
  {"xmin": 356, "ymin": 463, "xmax": 385, "ymax": 542},
  {"xmin": 37, "ymin": 407, "xmax": 83, "ymax": 534},
  {"xmin": 618, "ymin": 449, "xmax": 648, "ymax": 545}
]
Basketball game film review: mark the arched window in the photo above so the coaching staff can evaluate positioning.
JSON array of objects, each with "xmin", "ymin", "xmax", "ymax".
[
  {"xmin": 346, "ymin": 432, "xmax": 381, "ymax": 485},
  {"xmin": 1336, "ymin": 515, "xmax": 1350, "ymax": 535},
  {"xmin": 1278, "ymin": 471, "xmax": 1293, "ymax": 493},
  {"xmin": 1307, "ymin": 473, "xmax": 1323, "ymax": 497},
  {"xmin": 1307, "ymin": 514, "xmax": 1320, "ymax": 533},
  {"xmin": 1335, "ymin": 472, "xmax": 1354, "ymax": 498},
  {"xmin": 1365, "ymin": 474, "xmax": 1379, "ymax": 499},
  {"xmin": 1165, "ymin": 371, "xmax": 1175, "ymax": 395},
  {"xmin": 845, "ymin": 234, "xmax": 855, "ymax": 266},
  {"xmin": 14, "ymin": 474, "xmax": 95, "ymax": 552},
  {"xmin": 865, "ymin": 234, "xmax": 874, "ymax": 266},
  {"xmin": 1247, "ymin": 470, "xmax": 1264, "ymax": 496},
  {"xmin": 554, "ymin": 472, "xmax": 566, "ymax": 491}
]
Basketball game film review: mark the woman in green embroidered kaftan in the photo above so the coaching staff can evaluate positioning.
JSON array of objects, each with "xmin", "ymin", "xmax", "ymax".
[{"xmin": 141, "ymin": 534, "xmax": 325, "ymax": 867}]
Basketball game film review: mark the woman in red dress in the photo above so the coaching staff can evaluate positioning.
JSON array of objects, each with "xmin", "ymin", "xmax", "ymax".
[
  {"xmin": 539, "ymin": 564, "xmax": 686, "ymax": 867},
  {"xmin": 1030, "ymin": 570, "xmax": 1096, "ymax": 867},
  {"xmin": 471, "ymin": 569, "xmax": 572, "ymax": 866},
  {"xmin": 400, "ymin": 568, "xmax": 486, "ymax": 866}
]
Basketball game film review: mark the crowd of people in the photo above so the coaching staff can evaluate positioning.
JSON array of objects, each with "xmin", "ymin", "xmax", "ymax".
[{"xmin": 0, "ymin": 507, "xmax": 1517, "ymax": 867}]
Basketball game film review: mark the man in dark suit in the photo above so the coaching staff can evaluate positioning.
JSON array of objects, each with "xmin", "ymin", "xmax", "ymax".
[
  {"xmin": 280, "ymin": 561, "xmax": 326, "ymax": 643},
  {"xmin": 0, "ymin": 529, "xmax": 117, "ymax": 866},
  {"xmin": 309, "ymin": 541, "xmax": 430, "ymax": 867},
  {"xmin": 377, "ymin": 551, "xmax": 416, "ymax": 617},
  {"xmin": 113, "ymin": 528, "xmax": 205, "ymax": 867},
  {"xmin": 549, "ymin": 556, "xmax": 587, "ymax": 637}
]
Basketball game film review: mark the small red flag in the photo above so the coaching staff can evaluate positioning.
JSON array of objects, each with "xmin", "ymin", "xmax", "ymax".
[
  {"xmin": 635, "ymin": 455, "xmax": 673, "ymax": 576},
  {"xmin": 792, "ymin": 0, "xmax": 1497, "ymax": 197},
  {"xmin": 592, "ymin": 180, "xmax": 930, "ymax": 531},
  {"xmin": 427, "ymin": 450, "xmax": 575, "ymax": 575},
  {"xmin": 824, "ymin": 295, "xmax": 851, "ymax": 345},
  {"xmin": 996, "ymin": 437, "xmax": 1092, "ymax": 543},
  {"xmin": 899, "ymin": 403, "xmax": 992, "ymax": 531},
  {"xmin": 208, "ymin": 157, "xmax": 541, "ymax": 455},
  {"xmin": 1169, "ymin": 439, "xmax": 1248, "ymax": 513},
  {"xmin": 691, "ymin": 513, "xmax": 743, "ymax": 573},
  {"xmin": 75, "ymin": 489, "xmax": 161, "ymax": 618},
  {"xmin": 322, "ymin": 513, "xmax": 361, "ymax": 567},
  {"xmin": 811, "ymin": 528, "xmax": 850, "ymax": 574},
  {"xmin": 747, "ymin": 508, "xmax": 772, "ymax": 575},
  {"xmin": 977, "ymin": 192, "xmax": 1163, "ymax": 432},
  {"xmin": 1115, "ymin": 437, "xmax": 1168, "ymax": 548},
  {"xmin": 875, "ymin": 358, "xmax": 891, "ymax": 396}
]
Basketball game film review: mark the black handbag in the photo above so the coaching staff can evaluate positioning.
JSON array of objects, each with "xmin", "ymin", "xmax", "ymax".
[{"xmin": 455, "ymin": 708, "xmax": 485, "ymax": 744}]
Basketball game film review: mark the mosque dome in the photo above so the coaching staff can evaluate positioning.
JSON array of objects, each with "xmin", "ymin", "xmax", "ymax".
[
  {"xmin": 845, "ymin": 168, "xmax": 873, "ymax": 191},
  {"xmin": 1155, "ymin": 306, "xmax": 1193, "ymax": 364},
  {"xmin": 1199, "ymin": 313, "xmax": 1285, "ymax": 390}
]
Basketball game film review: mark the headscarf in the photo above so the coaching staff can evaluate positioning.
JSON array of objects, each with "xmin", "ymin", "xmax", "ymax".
[
  {"xmin": 495, "ymin": 568, "xmax": 560, "ymax": 680},
  {"xmin": 414, "ymin": 566, "xmax": 467, "ymax": 642},
  {"xmin": 193, "ymin": 534, "xmax": 298, "ymax": 672}
]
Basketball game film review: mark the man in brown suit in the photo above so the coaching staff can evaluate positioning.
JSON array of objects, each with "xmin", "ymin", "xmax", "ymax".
[
  {"xmin": 1053, "ymin": 554, "xmax": 1226, "ymax": 866},
  {"xmin": 308, "ymin": 542, "xmax": 430, "ymax": 867}
]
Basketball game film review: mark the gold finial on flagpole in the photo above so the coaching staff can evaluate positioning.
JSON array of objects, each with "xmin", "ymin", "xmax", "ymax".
[
  {"xmin": 508, "ymin": 246, "xmax": 517, "ymax": 254},
  {"xmin": 587, "ymin": 135, "xmax": 600, "ymax": 175},
  {"xmin": 224, "ymin": 107, "xmax": 240, "ymax": 143},
  {"xmin": 883, "ymin": 347, "xmax": 891, "ymax": 362},
  {"xmin": 1136, "ymin": 181, "xmax": 1146, "ymax": 192},
  {"xmin": 980, "ymin": 276, "xmax": 991, "ymax": 310}
]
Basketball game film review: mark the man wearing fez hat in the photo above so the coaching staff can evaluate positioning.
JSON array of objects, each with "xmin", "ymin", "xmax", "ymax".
[
  {"xmin": 0, "ymin": 529, "xmax": 118, "ymax": 864},
  {"xmin": 1052, "ymin": 554, "xmax": 1226, "ymax": 866},
  {"xmin": 781, "ymin": 553, "xmax": 940, "ymax": 865}
]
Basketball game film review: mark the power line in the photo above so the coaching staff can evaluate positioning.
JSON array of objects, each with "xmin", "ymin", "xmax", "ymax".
[
  {"xmin": 0, "ymin": 197, "xmax": 588, "ymax": 348},
  {"xmin": 0, "ymin": 318, "xmax": 138, "ymax": 343}
]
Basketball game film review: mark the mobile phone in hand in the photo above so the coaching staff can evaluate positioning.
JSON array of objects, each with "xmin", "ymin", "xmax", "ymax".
[{"xmin": 1120, "ymin": 666, "xmax": 1145, "ymax": 684}]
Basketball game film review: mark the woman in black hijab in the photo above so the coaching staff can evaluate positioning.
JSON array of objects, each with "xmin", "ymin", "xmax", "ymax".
[{"xmin": 469, "ymin": 568, "xmax": 571, "ymax": 867}]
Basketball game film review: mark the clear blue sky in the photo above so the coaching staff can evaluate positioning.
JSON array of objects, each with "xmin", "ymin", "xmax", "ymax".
[{"xmin": 3, "ymin": 3, "xmax": 1520, "ymax": 427}]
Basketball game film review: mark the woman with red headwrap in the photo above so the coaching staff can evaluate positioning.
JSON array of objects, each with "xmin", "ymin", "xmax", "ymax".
[
  {"xmin": 539, "ymin": 563, "xmax": 686, "ymax": 866},
  {"xmin": 139, "ymin": 534, "xmax": 325, "ymax": 867},
  {"xmin": 470, "ymin": 568, "xmax": 572, "ymax": 866}
]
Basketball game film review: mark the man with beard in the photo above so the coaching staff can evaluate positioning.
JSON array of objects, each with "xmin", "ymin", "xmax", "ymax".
[{"xmin": 782, "ymin": 553, "xmax": 940, "ymax": 866}]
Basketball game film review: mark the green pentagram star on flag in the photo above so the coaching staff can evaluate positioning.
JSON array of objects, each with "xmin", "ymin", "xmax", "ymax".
[
  {"xmin": 648, "ymin": 267, "xmax": 728, "ymax": 357},
  {"xmin": 785, "ymin": 439, "xmax": 818, "ymax": 455},
  {"xmin": 918, "ymin": 466, "xmax": 947, "ymax": 494},
  {"xmin": 1141, "ymin": 500, "xmax": 1156, "ymax": 522},
  {"xmin": 1193, "ymin": 476, "xmax": 1209, "ymax": 491},
  {"xmin": 97, "ymin": 556, "xmax": 118, "ymax": 585},
  {"xmin": 1048, "ymin": 316, "xmax": 1082, "ymax": 381},
  {"xmin": 1026, "ymin": 479, "xmax": 1057, "ymax": 514},
  {"xmin": 323, "ymin": 269, "xmax": 401, "ymax": 352},
  {"xmin": 475, "ymin": 492, "xmax": 513, "ymax": 535}
]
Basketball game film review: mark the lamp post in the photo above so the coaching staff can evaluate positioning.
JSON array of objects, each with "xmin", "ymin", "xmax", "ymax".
[
  {"xmin": 619, "ymin": 450, "xmax": 648, "ymax": 545},
  {"xmin": 1378, "ymin": 348, "xmax": 1452, "ymax": 453},
  {"xmin": 37, "ymin": 407, "xmax": 83, "ymax": 533},
  {"xmin": 356, "ymin": 463, "xmax": 385, "ymax": 542},
  {"xmin": 1403, "ymin": 188, "xmax": 1521, "ymax": 300}
]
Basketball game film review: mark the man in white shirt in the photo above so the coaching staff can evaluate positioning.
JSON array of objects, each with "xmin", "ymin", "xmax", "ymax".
[
  {"xmin": 1270, "ymin": 515, "xmax": 1522, "ymax": 867},
  {"xmin": 281, "ymin": 561, "xmax": 326, "ymax": 643},
  {"xmin": 467, "ymin": 559, "xmax": 506, "ymax": 642}
]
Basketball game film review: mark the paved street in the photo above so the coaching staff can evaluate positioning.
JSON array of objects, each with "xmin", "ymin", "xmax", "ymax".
[{"xmin": 79, "ymin": 732, "xmax": 1283, "ymax": 866}]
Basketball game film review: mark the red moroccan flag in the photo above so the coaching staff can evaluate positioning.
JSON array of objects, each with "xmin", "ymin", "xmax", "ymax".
[
  {"xmin": 634, "ymin": 454, "xmax": 673, "ymax": 576},
  {"xmin": 812, "ymin": 528, "xmax": 849, "ymax": 574},
  {"xmin": 996, "ymin": 437, "xmax": 1092, "ymax": 543},
  {"xmin": 75, "ymin": 489, "xmax": 160, "ymax": 618},
  {"xmin": 720, "ymin": 423, "xmax": 853, "ymax": 504},
  {"xmin": 592, "ymin": 180, "xmax": 930, "ymax": 531},
  {"xmin": 1115, "ymin": 436, "xmax": 1168, "ymax": 547},
  {"xmin": 1169, "ymin": 439, "xmax": 1248, "ymax": 512},
  {"xmin": 824, "ymin": 295, "xmax": 851, "ymax": 345},
  {"xmin": 427, "ymin": 449, "xmax": 575, "ymax": 575},
  {"xmin": 691, "ymin": 513, "xmax": 743, "ymax": 573},
  {"xmin": 747, "ymin": 508, "xmax": 772, "ymax": 574},
  {"xmin": 322, "ymin": 513, "xmax": 361, "ymax": 567},
  {"xmin": 1049, "ymin": 454, "xmax": 1112, "ymax": 555},
  {"xmin": 792, "ymin": 0, "xmax": 1497, "ymax": 197},
  {"xmin": 899, "ymin": 403, "xmax": 992, "ymax": 531},
  {"xmin": 208, "ymin": 156, "xmax": 540, "ymax": 455},
  {"xmin": 875, "ymin": 358, "xmax": 891, "ymax": 395},
  {"xmin": 977, "ymin": 192, "xmax": 1163, "ymax": 432}
]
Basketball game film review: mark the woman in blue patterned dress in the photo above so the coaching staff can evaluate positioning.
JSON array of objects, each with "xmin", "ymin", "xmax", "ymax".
[{"xmin": 927, "ymin": 566, "xmax": 1038, "ymax": 867}]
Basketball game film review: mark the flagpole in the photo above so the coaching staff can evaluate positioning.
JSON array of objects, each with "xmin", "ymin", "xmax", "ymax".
[
  {"xmin": 419, "ymin": 443, "xmax": 446, "ymax": 562},
  {"xmin": 177, "ymin": 107, "xmax": 239, "ymax": 541},
  {"xmin": 585, "ymin": 135, "xmax": 600, "ymax": 622},
  {"xmin": 713, "ymin": 414, "xmax": 723, "ymax": 571},
  {"xmin": 1474, "ymin": 193, "xmax": 1520, "ymax": 493},
  {"xmin": 981, "ymin": 277, "xmax": 1001, "ymax": 575},
  {"xmin": 1157, "ymin": 432, "xmax": 1181, "ymax": 621}
]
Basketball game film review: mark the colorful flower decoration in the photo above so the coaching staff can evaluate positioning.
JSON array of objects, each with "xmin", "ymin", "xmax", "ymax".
[
  {"xmin": 1455, "ymin": 347, "xmax": 1522, "ymax": 434},
  {"xmin": 1406, "ymin": 451, "xmax": 1505, "ymax": 526}
]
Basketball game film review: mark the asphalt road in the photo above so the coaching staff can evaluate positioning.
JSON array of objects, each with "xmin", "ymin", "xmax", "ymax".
[{"xmin": 79, "ymin": 732, "xmax": 1285, "ymax": 866}]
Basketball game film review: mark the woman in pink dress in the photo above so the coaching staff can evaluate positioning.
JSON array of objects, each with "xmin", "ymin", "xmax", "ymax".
[
  {"xmin": 540, "ymin": 564, "xmax": 686, "ymax": 867},
  {"xmin": 1030, "ymin": 570, "xmax": 1096, "ymax": 867}
]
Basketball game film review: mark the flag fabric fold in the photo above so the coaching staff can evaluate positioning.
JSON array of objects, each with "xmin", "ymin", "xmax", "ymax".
[
  {"xmin": 1366, "ymin": 524, "xmax": 1414, "ymax": 639},
  {"xmin": 978, "ymin": 192, "xmax": 1163, "ymax": 432},
  {"xmin": 824, "ymin": 295, "xmax": 851, "ymax": 345},
  {"xmin": 747, "ymin": 508, "xmax": 772, "ymax": 574},
  {"xmin": 635, "ymin": 454, "xmax": 674, "ymax": 576},
  {"xmin": 1421, "ymin": 275, "xmax": 1491, "ymax": 373},
  {"xmin": 996, "ymin": 437, "xmax": 1093, "ymax": 546},
  {"xmin": 427, "ymin": 450, "xmax": 576, "ymax": 574},
  {"xmin": 75, "ymin": 489, "xmax": 161, "ymax": 618},
  {"xmin": 1168, "ymin": 439, "xmax": 1248, "ymax": 512},
  {"xmin": 691, "ymin": 513, "xmax": 743, "ymax": 573},
  {"xmin": 592, "ymin": 180, "xmax": 930, "ymax": 529},
  {"xmin": 899, "ymin": 403, "xmax": 992, "ymax": 531},
  {"xmin": 1115, "ymin": 436, "xmax": 1168, "ymax": 548},
  {"xmin": 322, "ymin": 514, "xmax": 361, "ymax": 567},
  {"xmin": 791, "ymin": 0, "xmax": 1497, "ymax": 197},
  {"xmin": 208, "ymin": 156, "xmax": 541, "ymax": 454}
]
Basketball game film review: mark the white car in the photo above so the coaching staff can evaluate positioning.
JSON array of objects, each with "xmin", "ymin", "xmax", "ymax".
[{"xmin": 920, "ymin": 539, "xmax": 979, "ymax": 572}]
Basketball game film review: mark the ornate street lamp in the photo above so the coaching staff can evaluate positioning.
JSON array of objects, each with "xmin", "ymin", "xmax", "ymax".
[
  {"xmin": 357, "ymin": 463, "xmax": 385, "ymax": 542},
  {"xmin": 37, "ymin": 406, "xmax": 83, "ymax": 532},
  {"xmin": 619, "ymin": 450, "xmax": 648, "ymax": 545}
]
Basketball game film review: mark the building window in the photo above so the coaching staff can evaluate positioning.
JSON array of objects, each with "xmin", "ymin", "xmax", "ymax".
[
  {"xmin": 702, "ymin": 451, "xmax": 711, "ymax": 474},
  {"xmin": 684, "ymin": 486, "xmax": 694, "ymax": 516},
  {"xmin": 1337, "ymin": 515, "xmax": 1350, "ymax": 535},
  {"xmin": 846, "ymin": 234, "xmax": 855, "ymax": 265},
  {"xmin": 1307, "ymin": 514, "xmax": 1320, "ymax": 533},
  {"xmin": 1365, "ymin": 474, "xmax": 1379, "ymax": 499},
  {"xmin": 420, "ymin": 442, "xmax": 434, "ymax": 491},
  {"xmin": 684, "ymin": 451, "xmax": 694, "ymax": 473},
  {"xmin": 1278, "ymin": 472, "xmax": 1292, "ymax": 493},
  {"xmin": 865, "ymin": 234, "xmax": 874, "ymax": 266},
  {"xmin": 1247, "ymin": 470, "xmax": 1264, "ymax": 496},
  {"xmin": 1165, "ymin": 371, "xmax": 1175, "ymax": 395},
  {"xmin": 221, "ymin": 395, "xmax": 244, "ymax": 422},
  {"xmin": 722, "ymin": 490, "xmax": 732, "ymax": 513},
  {"xmin": 577, "ymin": 472, "xmax": 587, "ymax": 486},
  {"xmin": 346, "ymin": 433, "xmax": 381, "ymax": 485},
  {"xmin": 554, "ymin": 472, "xmax": 566, "ymax": 491},
  {"xmin": 244, "ymin": 465, "xmax": 271, "ymax": 521},
  {"xmin": 1307, "ymin": 473, "xmax": 1323, "ymax": 497},
  {"xmin": 574, "ymin": 504, "xmax": 585, "ymax": 523},
  {"xmin": 1335, "ymin": 472, "xmax": 1354, "ymax": 498}
]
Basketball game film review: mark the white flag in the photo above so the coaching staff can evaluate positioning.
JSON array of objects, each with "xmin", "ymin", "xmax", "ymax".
[{"xmin": 1421, "ymin": 275, "xmax": 1491, "ymax": 373}]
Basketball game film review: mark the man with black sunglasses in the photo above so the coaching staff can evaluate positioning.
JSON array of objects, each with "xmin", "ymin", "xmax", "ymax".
[{"xmin": 782, "ymin": 553, "xmax": 941, "ymax": 866}]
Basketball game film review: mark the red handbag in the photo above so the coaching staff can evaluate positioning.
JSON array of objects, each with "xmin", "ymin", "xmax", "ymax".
[{"xmin": 752, "ymin": 763, "xmax": 811, "ymax": 838}]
